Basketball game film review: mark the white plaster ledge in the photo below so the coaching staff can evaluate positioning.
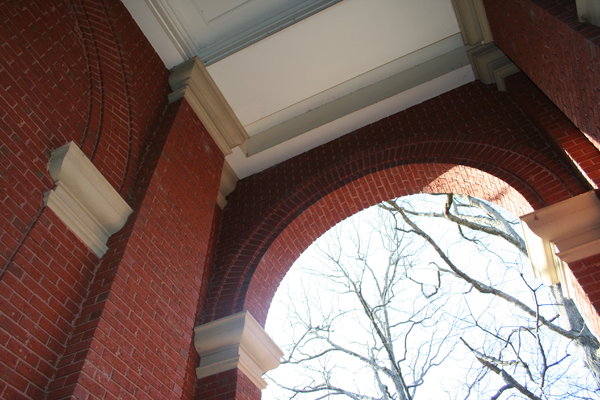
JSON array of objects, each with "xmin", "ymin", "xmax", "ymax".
[
  {"xmin": 521, "ymin": 191, "xmax": 600, "ymax": 264},
  {"xmin": 194, "ymin": 311, "xmax": 283, "ymax": 390},
  {"xmin": 168, "ymin": 57, "xmax": 248, "ymax": 155},
  {"xmin": 45, "ymin": 142, "xmax": 133, "ymax": 257}
]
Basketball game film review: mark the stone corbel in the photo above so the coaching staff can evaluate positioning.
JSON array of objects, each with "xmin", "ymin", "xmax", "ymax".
[
  {"xmin": 521, "ymin": 191, "xmax": 600, "ymax": 265},
  {"xmin": 521, "ymin": 222, "xmax": 570, "ymax": 298},
  {"xmin": 45, "ymin": 142, "xmax": 133, "ymax": 257},
  {"xmin": 168, "ymin": 57, "xmax": 248, "ymax": 155},
  {"xmin": 467, "ymin": 43, "xmax": 520, "ymax": 91},
  {"xmin": 194, "ymin": 311, "xmax": 283, "ymax": 390}
]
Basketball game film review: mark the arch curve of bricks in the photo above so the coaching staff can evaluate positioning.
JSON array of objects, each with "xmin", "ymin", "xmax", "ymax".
[{"xmin": 203, "ymin": 82, "xmax": 590, "ymax": 325}]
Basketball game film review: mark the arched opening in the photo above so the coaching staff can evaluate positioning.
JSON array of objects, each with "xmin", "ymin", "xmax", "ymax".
[
  {"xmin": 245, "ymin": 164, "xmax": 533, "ymax": 326},
  {"xmin": 194, "ymin": 81, "xmax": 597, "ymax": 400},
  {"xmin": 203, "ymin": 81, "xmax": 591, "ymax": 327},
  {"xmin": 262, "ymin": 190, "xmax": 598, "ymax": 399}
]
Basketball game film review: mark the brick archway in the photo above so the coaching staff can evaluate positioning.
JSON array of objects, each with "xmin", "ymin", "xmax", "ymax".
[
  {"xmin": 204, "ymin": 81, "xmax": 591, "ymax": 327},
  {"xmin": 246, "ymin": 163, "xmax": 534, "ymax": 325}
]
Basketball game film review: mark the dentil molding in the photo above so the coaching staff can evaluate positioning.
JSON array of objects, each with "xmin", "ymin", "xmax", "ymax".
[
  {"xmin": 168, "ymin": 57, "xmax": 248, "ymax": 155},
  {"xmin": 45, "ymin": 142, "xmax": 133, "ymax": 257},
  {"xmin": 194, "ymin": 310, "xmax": 283, "ymax": 389}
]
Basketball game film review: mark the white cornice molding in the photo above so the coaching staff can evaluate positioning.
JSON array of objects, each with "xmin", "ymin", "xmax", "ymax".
[
  {"xmin": 194, "ymin": 311, "xmax": 283, "ymax": 389},
  {"xmin": 467, "ymin": 43, "xmax": 519, "ymax": 91},
  {"xmin": 169, "ymin": 57, "xmax": 248, "ymax": 155},
  {"xmin": 45, "ymin": 142, "xmax": 133, "ymax": 257},
  {"xmin": 451, "ymin": 0, "xmax": 493, "ymax": 45},
  {"xmin": 521, "ymin": 191, "xmax": 600, "ymax": 264},
  {"xmin": 217, "ymin": 161, "xmax": 238, "ymax": 209}
]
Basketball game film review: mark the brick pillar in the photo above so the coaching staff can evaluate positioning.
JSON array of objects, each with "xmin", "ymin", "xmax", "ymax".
[
  {"xmin": 483, "ymin": 0, "xmax": 600, "ymax": 145},
  {"xmin": 504, "ymin": 73, "xmax": 600, "ymax": 188},
  {"xmin": 46, "ymin": 98, "xmax": 224, "ymax": 399}
]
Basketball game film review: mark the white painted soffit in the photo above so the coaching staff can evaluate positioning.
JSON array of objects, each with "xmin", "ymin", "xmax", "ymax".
[
  {"xmin": 123, "ymin": 0, "xmax": 475, "ymax": 180},
  {"xmin": 241, "ymin": 35, "xmax": 470, "ymax": 156},
  {"xmin": 227, "ymin": 66, "xmax": 475, "ymax": 179},
  {"xmin": 208, "ymin": 0, "xmax": 462, "ymax": 129}
]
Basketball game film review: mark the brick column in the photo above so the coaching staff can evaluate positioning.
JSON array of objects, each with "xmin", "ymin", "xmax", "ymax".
[
  {"xmin": 483, "ymin": 0, "xmax": 600, "ymax": 145},
  {"xmin": 46, "ymin": 97, "xmax": 224, "ymax": 399}
]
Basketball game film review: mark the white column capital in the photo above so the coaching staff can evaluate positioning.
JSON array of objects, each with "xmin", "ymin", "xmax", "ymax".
[
  {"xmin": 168, "ymin": 57, "xmax": 248, "ymax": 155},
  {"xmin": 521, "ymin": 191, "xmax": 600, "ymax": 264},
  {"xmin": 194, "ymin": 311, "xmax": 283, "ymax": 389},
  {"xmin": 45, "ymin": 142, "xmax": 133, "ymax": 257}
]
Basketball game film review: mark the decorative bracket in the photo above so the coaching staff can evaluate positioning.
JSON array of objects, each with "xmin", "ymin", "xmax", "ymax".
[
  {"xmin": 168, "ymin": 57, "xmax": 248, "ymax": 155},
  {"xmin": 467, "ymin": 42, "xmax": 520, "ymax": 91},
  {"xmin": 194, "ymin": 311, "xmax": 283, "ymax": 389},
  {"xmin": 45, "ymin": 142, "xmax": 133, "ymax": 257},
  {"xmin": 521, "ymin": 191, "xmax": 600, "ymax": 264}
]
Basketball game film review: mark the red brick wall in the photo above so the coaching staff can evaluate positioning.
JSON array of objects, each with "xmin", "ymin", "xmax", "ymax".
[
  {"xmin": 1, "ymin": 0, "xmax": 173, "ymax": 397},
  {"xmin": 196, "ymin": 369, "xmax": 260, "ymax": 400},
  {"xmin": 565, "ymin": 254, "xmax": 600, "ymax": 340},
  {"xmin": 45, "ymin": 100, "xmax": 223, "ymax": 399},
  {"xmin": 483, "ymin": 0, "xmax": 600, "ymax": 145},
  {"xmin": 504, "ymin": 73, "xmax": 600, "ymax": 188},
  {"xmin": 204, "ymin": 81, "xmax": 591, "ymax": 325}
]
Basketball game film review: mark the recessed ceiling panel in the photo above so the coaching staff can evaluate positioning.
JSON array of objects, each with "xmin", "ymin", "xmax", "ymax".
[
  {"xmin": 195, "ymin": 0, "xmax": 250, "ymax": 23},
  {"xmin": 143, "ymin": 0, "xmax": 342, "ymax": 64}
]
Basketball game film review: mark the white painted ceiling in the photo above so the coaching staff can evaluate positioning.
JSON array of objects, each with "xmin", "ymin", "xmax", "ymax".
[{"xmin": 123, "ymin": 0, "xmax": 475, "ymax": 178}]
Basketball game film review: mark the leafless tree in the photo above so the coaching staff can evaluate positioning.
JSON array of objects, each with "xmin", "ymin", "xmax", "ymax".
[{"xmin": 265, "ymin": 194, "xmax": 599, "ymax": 400}]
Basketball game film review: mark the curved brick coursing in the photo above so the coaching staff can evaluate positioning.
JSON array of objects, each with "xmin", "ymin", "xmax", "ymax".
[
  {"xmin": 246, "ymin": 164, "xmax": 533, "ymax": 324},
  {"xmin": 204, "ymin": 81, "xmax": 590, "ymax": 324},
  {"xmin": 0, "ymin": 0, "xmax": 169, "ymax": 397}
]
